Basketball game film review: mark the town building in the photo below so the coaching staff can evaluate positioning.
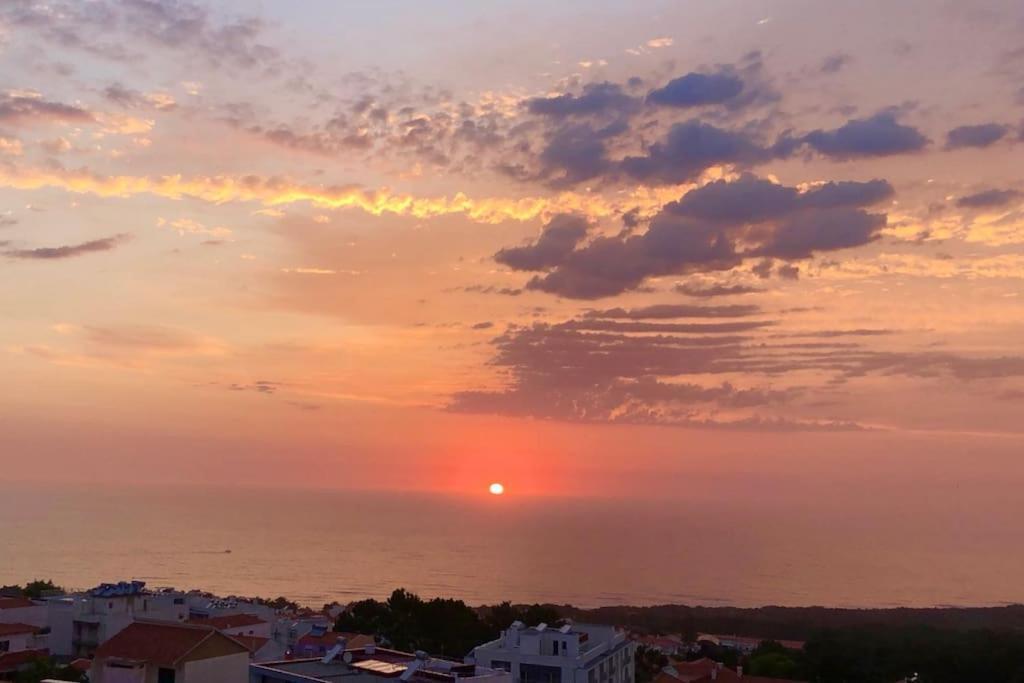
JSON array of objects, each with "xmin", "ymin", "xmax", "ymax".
[
  {"xmin": 656, "ymin": 659, "xmax": 806, "ymax": 683},
  {"xmin": 469, "ymin": 622, "xmax": 636, "ymax": 683},
  {"xmin": 251, "ymin": 640, "xmax": 512, "ymax": 683},
  {"xmin": 90, "ymin": 620, "xmax": 251, "ymax": 683},
  {"xmin": 46, "ymin": 581, "xmax": 189, "ymax": 657},
  {"xmin": 290, "ymin": 627, "xmax": 374, "ymax": 659},
  {"xmin": 630, "ymin": 634, "xmax": 687, "ymax": 656},
  {"xmin": 0, "ymin": 622, "xmax": 49, "ymax": 678},
  {"xmin": 0, "ymin": 596, "xmax": 48, "ymax": 628},
  {"xmin": 187, "ymin": 614, "xmax": 272, "ymax": 639},
  {"xmin": 695, "ymin": 635, "xmax": 805, "ymax": 655}
]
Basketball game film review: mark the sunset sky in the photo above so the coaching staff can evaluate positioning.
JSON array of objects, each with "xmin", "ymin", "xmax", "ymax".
[{"xmin": 2, "ymin": 0, "xmax": 1023, "ymax": 499}]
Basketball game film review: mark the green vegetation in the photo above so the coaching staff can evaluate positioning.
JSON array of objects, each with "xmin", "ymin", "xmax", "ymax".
[
  {"xmin": 11, "ymin": 656, "xmax": 84, "ymax": 683},
  {"xmin": 249, "ymin": 595, "xmax": 302, "ymax": 612},
  {"xmin": 633, "ymin": 645, "xmax": 668, "ymax": 683},
  {"xmin": 0, "ymin": 579, "xmax": 63, "ymax": 599},
  {"xmin": 334, "ymin": 588, "xmax": 560, "ymax": 658}
]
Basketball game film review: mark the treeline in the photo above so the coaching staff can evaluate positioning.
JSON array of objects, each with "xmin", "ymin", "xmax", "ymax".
[
  {"xmin": 559, "ymin": 603, "xmax": 1024, "ymax": 641},
  {"xmin": 0, "ymin": 579, "xmax": 63, "ymax": 599},
  {"xmin": 721, "ymin": 628, "xmax": 1024, "ymax": 682},
  {"xmin": 335, "ymin": 588, "xmax": 560, "ymax": 658}
]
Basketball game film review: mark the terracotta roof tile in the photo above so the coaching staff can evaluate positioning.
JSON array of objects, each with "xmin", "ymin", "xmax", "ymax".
[
  {"xmin": 187, "ymin": 613, "xmax": 266, "ymax": 630},
  {"xmin": 0, "ymin": 597, "xmax": 36, "ymax": 610},
  {"xmin": 0, "ymin": 622, "xmax": 40, "ymax": 636},
  {"xmin": 94, "ymin": 621, "xmax": 244, "ymax": 667}
]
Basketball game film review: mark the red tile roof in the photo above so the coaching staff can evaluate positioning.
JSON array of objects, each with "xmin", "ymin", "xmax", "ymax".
[
  {"xmin": 94, "ymin": 621, "xmax": 246, "ymax": 667},
  {"xmin": 659, "ymin": 660, "xmax": 806, "ymax": 683},
  {"xmin": 698, "ymin": 634, "xmax": 805, "ymax": 651},
  {"xmin": 0, "ymin": 622, "xmax": 40, "ymax": 636},
  {"xmin": 232, "ymin": 635, "xmax": 270, "ymax": 653},
  {"xmin": 0, "ymin": 597, "xmax": 36, "ymax": 610},
  {"xmin": 70, "ymin": 658, "xmax": 92, "ymax": 672},
  {"xmin": 187, "ymin": 613, "xmax": 266, "ymax": 630}
]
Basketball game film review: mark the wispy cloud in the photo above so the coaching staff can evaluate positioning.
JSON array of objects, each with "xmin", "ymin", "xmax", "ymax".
[{"xmin": 3, "ymin": 234, "xmax": 131, "ymax": 260}]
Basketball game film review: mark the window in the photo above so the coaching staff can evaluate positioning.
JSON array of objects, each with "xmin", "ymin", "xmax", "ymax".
[
  {"xmin": 158, "ymin": 667, "xmax": 176, "ymax": 683},
  {"xmin": 520, "ymin": 663, "xmax": 562, "ymax": 683},
  {"xmin": 0, "ymin": 640, "xmax": 10, "ymax": 653},
  {"xmin": 492, "ymin": 660, "xmax": 512, "ymax": 672},
  {"xmin": 552, "ymin": 640, "xmax": 559, "ymax": 655}
]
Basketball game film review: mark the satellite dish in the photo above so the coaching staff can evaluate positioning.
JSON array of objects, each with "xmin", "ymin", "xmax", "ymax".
[{"xmin": 343, "ymin": 652, "xmax": 354, "ymax": 663}]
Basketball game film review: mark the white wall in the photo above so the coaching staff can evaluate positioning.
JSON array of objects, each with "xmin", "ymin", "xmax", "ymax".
[
  {"xmin": 0, "ymin": 630, "xmax": 33, "ymax": 652},
  {"xmin": 182, "ymin": 651, "xmax": 249, "ymax": 683},
  {"xmin": 0, "ymin": 602, "xmax": 47, "ymax": 628}
]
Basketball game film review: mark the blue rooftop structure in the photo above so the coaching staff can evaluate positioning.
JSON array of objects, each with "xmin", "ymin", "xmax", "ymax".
[{"xmin": 89, "ymin": 580, "xmax": 147, "ymax": 598}]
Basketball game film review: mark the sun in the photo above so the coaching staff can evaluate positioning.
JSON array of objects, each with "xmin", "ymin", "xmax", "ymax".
[{"xmin": 488, "ymin": 482, "xmax": 505, "ymax": 496}]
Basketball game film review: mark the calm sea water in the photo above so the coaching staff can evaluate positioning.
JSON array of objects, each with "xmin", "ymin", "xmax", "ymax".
[{"xmin": 1, "ymin": 484, "xmax": 1022, "ymax": 609}]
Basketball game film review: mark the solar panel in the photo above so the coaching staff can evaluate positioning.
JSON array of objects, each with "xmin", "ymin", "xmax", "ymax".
[{"xmin": 352, "ymin": 659, "xmax": 409, "ymax": 677}]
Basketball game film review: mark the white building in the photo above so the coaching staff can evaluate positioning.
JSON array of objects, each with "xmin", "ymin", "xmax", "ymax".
[
  {"xmin": 469, "ymin": 622, "xmax": 635, "ymax": 683},
  {"xmin": 0, "ymin": 596, "xmax": 48, "ymax": 628},
  {"xmin": 0, "ymin": 622, "xmax": 43, "ymax": 653},
  {"xmin": 251, "ymin": 641, "xmax": 512, "ymax": 683},
  {"xmin": 90, "ymin": 620, "xmax": 250, "ymax": 683},
  {"xmin": 46, "ymin": 581, "xmax": 189, "ymax": 657}
]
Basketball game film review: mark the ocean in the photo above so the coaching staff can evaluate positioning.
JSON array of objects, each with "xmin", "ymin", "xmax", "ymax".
[{"xmin": 1, "ymin": 483, "xmax": 1021, "ymax": 609}]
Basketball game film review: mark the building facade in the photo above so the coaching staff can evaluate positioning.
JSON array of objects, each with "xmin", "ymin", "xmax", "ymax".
[{"xmin": 469, "ymin": 622, "xmax": 635, "ymax": 683}]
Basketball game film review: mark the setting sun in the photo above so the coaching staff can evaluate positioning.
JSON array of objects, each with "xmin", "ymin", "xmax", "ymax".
[{"xmin": 489, "ymin": 483, "xmax": 505, "ymax": 496}]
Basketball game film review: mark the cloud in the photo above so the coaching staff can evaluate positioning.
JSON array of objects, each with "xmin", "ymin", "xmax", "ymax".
[
  {"xmin": 820, "ymin": 53, "xmax": 852, "ymax": 74},
  {"xmin": 103, "ymin": 83, "xmax": 177, "ymax": 111},
  {"xmin": 536, "ymin": 121, "xmax": 621, "ymax": 184},
  {"xmin": 619, "ymin": 120, "xmax": 774, "ymax": 184},
  {"xmin": 647, "ymin": 71, "xmax": 745, "ymax": 108},
  {"xmin": 229, "ymin": 380, "xmax": 280, "ymax": 394},
  {"xmin": 3, "ymin": 233, "xmax": 131, "ymax": 260},
  {"xmin": 646, "ymin": 37, "xmax": 673, "ymax": 48},
  {"xmin": 0, "ymin": 92, "xmax": 94, "ymax": 126},
  {"xmin": 582, "ymin": 303, "xmax": 760, "ymax": 319},
  {"xmin": 497, "ymin": 176, "xmax": 888, "ymax": 298},
  {"xmin": 945, "ymin": 123, "xmax": 1010, "ymax": 149},
  {"xmin": 0, "ymin": 136, "xmax": 23, "ymax": 155},
  {"xmin": 801, "ymin": 112, "xmax": 928, "ymax": 159},
  {"xmin": 527, "ymin": 82, "xmax": 639, "ymax": 119},
  {"xmin": 0, "ymin": 163, "xmax": 681, "ymax": 225},
  {"xmin": 1, "ymin": 0, "xmax": 280, "ymax": 70},
  {"xmin": 674, "ymin": 281, "xmax": 763, "ymax": 297},
  {"xmin": 494, "ymin": 214, "xmax": 590, "ymax": 270},
  {"xmin": 471, "ymin": 321, "xmax": 494, "ymax": 330},
  {"xmin": 956, "ymin": 188, "xmax": 1022, "ymax": 208},
  {"xmin": 449, "ymin": 311, "xmax": 1024, "ymax": 430}
]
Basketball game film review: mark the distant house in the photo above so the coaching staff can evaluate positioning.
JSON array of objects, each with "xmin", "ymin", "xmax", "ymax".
[
  {"xmin": 656, "ymin": 659, "xmax": 805, "ymax": 683},
  {"xmin": 46, "ymin": 580, "xmax": 189, "ymax": 657},
  {"xmin": 0, "ymin": 622, "xmax": 49, "ymax": 678},
  {"xmin": 252, "ymin": 642, "xmax": 512, "ymax": 683},
  {"xmin": 231, "ymin": 634, "xmax": 280, "ymax": 662},
  {"xmin": 187, "ymin": 614, "xmax": 271, "ymax": 638},
  {"xmin": 696, "ymin": 635, "xmax": 805, "ymax": 655},
  {"xmin": 469, "ymin": 621, "xmax": 636, "ymax": 683},
  {"xmin": 290, "ymin": 629, "xmax": 375, "ymax": 659},
  {"xmin": 631, "ymin": 634, "xmax": 687, "ymax": 656},
  {"xmin": 0, "ymin": 596, "xmax": 48, "ymax": 628},
  {"xmin": 90, "ymin": 620, "xmax": 250, "ymax": 683}
]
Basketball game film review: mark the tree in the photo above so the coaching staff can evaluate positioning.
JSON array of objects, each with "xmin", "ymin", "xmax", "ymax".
[
  {"xmin": 745, "ymin": 641, "xmax": 803, "ymax": 680},
  {"xmin": 634, "ymin": 645, "xmax": 669, "ymax": 683},
  {"xmin": 14, "ymin": 656, "xmax": 84, "ymax": 683}
]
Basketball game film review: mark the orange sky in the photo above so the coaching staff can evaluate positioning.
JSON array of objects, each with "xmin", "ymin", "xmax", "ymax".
[{"xmin": 1, "ymin": 1, "xmax": 1023, "ymax": 501}]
